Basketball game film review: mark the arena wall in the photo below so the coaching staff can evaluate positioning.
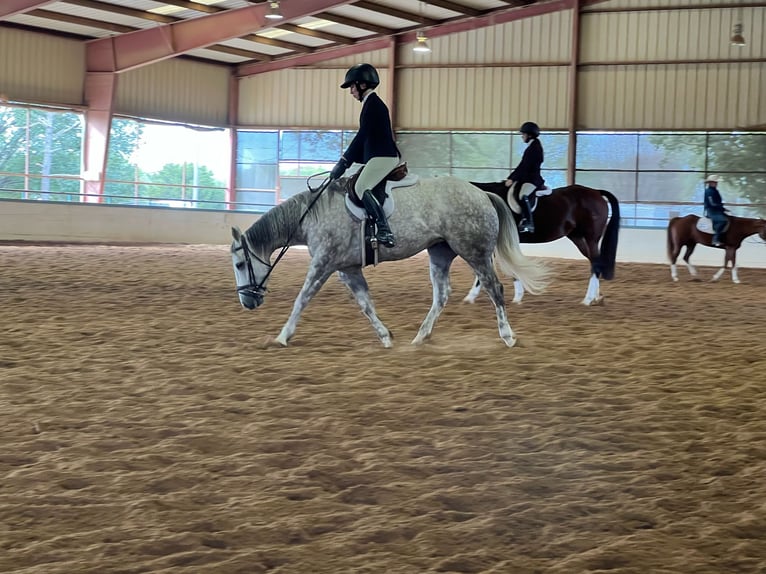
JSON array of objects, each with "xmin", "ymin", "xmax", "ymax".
[
  {"xmin": 2, "ymin": 201, "xmax": 763, "ymax": 269},
  {"xmin": 0, "ymin": 201, "xmax": 255, "ymax": 245}
]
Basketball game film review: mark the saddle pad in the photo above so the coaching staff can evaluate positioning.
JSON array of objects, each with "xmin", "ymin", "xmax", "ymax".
[
  {"xmin": 696, "ymin": 217, "xmax": 714, "ymax": 233},
  {"xmin": 344, "ymin": 174, "xmax": 419, "ymax": 221},
  {"xmin": 537, "ymin": 186, "xmax": 553, "ymax": 197},
  {"xmin": 508, "ymin": 185, "xmax": 551, "ymax": 213}
]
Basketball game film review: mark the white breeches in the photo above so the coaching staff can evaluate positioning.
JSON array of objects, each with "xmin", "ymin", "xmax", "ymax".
[
  {"xmin": 518, "ymin": 182, "xmax": 537, "ymax": 199},
  {"xmin": 354, "ymin": 156, "xmax": 400, "ymax": 200}
]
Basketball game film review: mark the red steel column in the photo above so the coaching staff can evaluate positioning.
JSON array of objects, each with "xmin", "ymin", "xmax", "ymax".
[
  {"xmin": 227, "ymin": 73, "xmax": 240, "ymax": 210},
  {"xmin": 567, "ymin": 0, "xmax": 580, "ymax": 185},
  {"xmin": 82, "ymin": 72, "xmax": 117, "ymax": 203}
]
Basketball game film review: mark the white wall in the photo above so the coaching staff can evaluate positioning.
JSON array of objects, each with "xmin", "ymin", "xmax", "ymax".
[{"xmin": 1, "ymin": 201, "xmax": 763, "ymax": 269}]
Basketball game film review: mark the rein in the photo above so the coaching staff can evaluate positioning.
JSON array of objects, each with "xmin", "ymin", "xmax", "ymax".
[{"xmin": 236, "ymin": 173, "xmax": 331, "ymax": 302}]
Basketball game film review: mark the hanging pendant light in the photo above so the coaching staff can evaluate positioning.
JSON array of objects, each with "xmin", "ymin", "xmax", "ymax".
[
  {"xmin": 731, "ymin": 8, "xmax": 745, "ymax": 46},
  {"xmin": 412, "ymin": 2, "xmax": 431, "ymax": 53},
  {"xmin": 265, "ymin": 1, "xmax": 283, "ymax": 20},
  {"xmin": 413, "ymin": 30, "xmax": 431, "ymax": 53}
]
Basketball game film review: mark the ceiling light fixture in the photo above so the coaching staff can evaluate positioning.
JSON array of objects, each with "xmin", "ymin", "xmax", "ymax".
[
  {"xmin": 413, "ymin": 30, "xmax": 431, "ymax": 53},
  {"xmin": 731, "ymin": 7, "xmax": 745, "ymax": 46},
  {"xmin": 265, "ymin": 1, "xmax": 283, "ymax": 20},
  {"xmin": 412, "ymin": 2, "xmax": 431, "ymax": 54}
]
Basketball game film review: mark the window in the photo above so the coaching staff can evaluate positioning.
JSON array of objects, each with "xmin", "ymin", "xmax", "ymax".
[
  {"xmin": 0, "ymin": 105, "xmax": 83, "ymax": 201},
  {"xmin": 105, "ymin": 119, "xmax": 229, "ymax": 209},
  {"xmin": 577, "ymin": 132, "xmax": 766, "ymax": 226}
]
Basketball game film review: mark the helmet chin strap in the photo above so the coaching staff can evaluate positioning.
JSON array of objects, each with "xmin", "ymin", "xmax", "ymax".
[{"xmin": 355, "ymin": 82, "xmax": 370, "ymax": 100}]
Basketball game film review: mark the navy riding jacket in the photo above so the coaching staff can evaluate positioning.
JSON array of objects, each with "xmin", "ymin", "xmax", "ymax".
[
  {"xmin": 703, "ymin": 185, "xmax": 726, "ymax": 217},
  {"xmin": 342, "ymin": 92, "xmax": 399, "ymax": 164},
  {"xmin": 508, "ymin": 138, "xmax": 545, "ymax": 188}
]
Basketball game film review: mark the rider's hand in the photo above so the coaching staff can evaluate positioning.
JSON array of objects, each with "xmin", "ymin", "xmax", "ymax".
[
  {"xmin": 504, "ymin": 179, "xmax": 514, "ymax": 188},
  {"xmin": 330, "ymin": 158, "xmax": 348, "ymax": 180}
]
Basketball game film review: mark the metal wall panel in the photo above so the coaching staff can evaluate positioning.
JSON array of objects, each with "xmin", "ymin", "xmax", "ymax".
[
  {"xmin": 238, "ymin": 67, "xmax": 390, "ymax": 128},
  {"xmin": 578, "ymin": 62, "xmax": 766, "ymax": 130},
  {"xmin": 397, "ymin": 66, "xmax": 570, "ymax": 130},
  {"xmin": 0, "ymin": 28, "xmax": 84, "ymax": 106},
  {"xmin": 399, "ymin": 10, "xmax": 572, "ymax": 66},
  {"xmin": 581, "ymin": 7, "xmax": 766, "ymax": 63},
  {"xmin": 321, "ymin": 49, "xmax": 390, "ymax": 68},
  {"xmin": 585, "ymin": 0, "xmax": 743, "ymax": 9},
  {"xmin": 577, "ymin": 5, "xmax": 766, "ymax": 130},
  {"xmin": 115, "ymin": 59, "xmax": 230, "ymax": 126}
]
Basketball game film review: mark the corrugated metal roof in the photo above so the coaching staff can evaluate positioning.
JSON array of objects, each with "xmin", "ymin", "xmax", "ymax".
[{"xmin": 0, "ymin": 1, "xmax": 581, "ymax": 69}]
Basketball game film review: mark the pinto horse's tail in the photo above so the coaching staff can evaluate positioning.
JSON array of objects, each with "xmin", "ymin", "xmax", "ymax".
[
  {"xmin": 598, "ymin": 190, "xmax": 621, "ymax": 280},
  {"xmin": 486, "ymin": 193, "xmax": 550, "ymax": 295}
]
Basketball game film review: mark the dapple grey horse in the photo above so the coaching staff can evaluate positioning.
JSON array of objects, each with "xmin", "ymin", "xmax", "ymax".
[{"xmin": 231, "ymin": 175, "xmax": 549, "ymax": 348}]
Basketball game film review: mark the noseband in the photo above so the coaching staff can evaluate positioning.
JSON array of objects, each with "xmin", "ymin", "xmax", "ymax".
[
  {"xmin": 234, "ymin": 233, "xmax": 271, "ymax": 306},
  {"xmin": 235, "ymin": 174, "xmax": 332, "ymax": 303}
]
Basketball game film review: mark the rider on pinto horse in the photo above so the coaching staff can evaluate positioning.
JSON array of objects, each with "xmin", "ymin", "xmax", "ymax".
[{"xmin": 505, "ymin": 121, "xmax": 545, "ymax": 234}]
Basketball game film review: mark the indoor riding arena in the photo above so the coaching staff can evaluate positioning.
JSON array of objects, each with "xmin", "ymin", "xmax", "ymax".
[{"xmin": 2, "ymin": 2, "xmax": 765, "ymax": 574}]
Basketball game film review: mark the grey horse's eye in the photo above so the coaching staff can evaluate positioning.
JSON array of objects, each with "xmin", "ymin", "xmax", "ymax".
[{"xmin": 235, "ymin": 261, "xmax": 245, "ymax": 270}]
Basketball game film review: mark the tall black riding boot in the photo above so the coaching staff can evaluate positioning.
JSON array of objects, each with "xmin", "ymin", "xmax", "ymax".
[
  {"xmin": 361, "ymin": 190, "xmax": 395, "ymax": 248},
  {"xmin": 519, "ymin": 196, "xmax": 535, "ymax": 234}
]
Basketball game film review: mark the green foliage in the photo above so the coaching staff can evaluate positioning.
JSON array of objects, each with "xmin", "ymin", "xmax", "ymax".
[
  {"xmin": 648, "ymin": 133, "xmax": 766, "ymax": 215},
  {"xmin": 139, "ymin": 162, "xmax": 226, "ymax": 209}
]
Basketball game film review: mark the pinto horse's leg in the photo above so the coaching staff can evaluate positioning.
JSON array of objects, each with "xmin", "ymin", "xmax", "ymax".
[
  {"xmin": 462, "ymin": 275, "xmax": 482, "ymax": 304},
  {"xmin": 730, "ymin": 248, "xmax": 741, "ymax": 283},
  {"xmin": 683, "ymin": 243, "xmax": 700, "ymax": 280},
  {"xmin": 512, "ymin": 279, "xmax": 524, "ymax": 304},
  {"xmin": 275, "ymin": 261, "xmax": 334, "ymax": 346},
  {"xmin": 337, "ymin": 269, "xmax": 393, "ymax": 348},
  {"xmin": 711, "ymin": 246, "xmax": 738, "ymax": 283},
  {"xmin": 413, "ymin": 244, "xmax": 456, "ymax": 345},
  {"xmin": 568, "ymin": 236, "xmax": 603, "ymax": 305},
  {"xmin": 463, "ymin": 275, "xmax": 524, "ymax": 305}
]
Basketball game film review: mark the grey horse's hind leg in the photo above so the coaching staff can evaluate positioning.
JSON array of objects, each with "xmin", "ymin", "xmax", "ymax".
[
  {"xmin": 472, "ymin": 260, "xmax": 516, "ymax": 347},
  {"xmin": 275, "ymin": 261, "xmax": 334, "ymax": 346},
  {"xmin": 413, "ymin": 243, "xmax": 456, "ymax": 345},
  {"xmin": 337, "ymin": 269, "xmax": 393, "ymax": 348}
]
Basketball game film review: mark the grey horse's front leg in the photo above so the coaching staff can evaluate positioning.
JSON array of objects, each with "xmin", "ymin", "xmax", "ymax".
[
  {"xmin": 337, "ymin": 269, "xmax": 393, "ymax": 348},
  {"xmin": 275, "ymin": 262, "xmax": 334, "ymax": 346}
]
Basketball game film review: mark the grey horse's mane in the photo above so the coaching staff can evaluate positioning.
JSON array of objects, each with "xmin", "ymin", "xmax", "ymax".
[{"xmin": 244, "ymin": 183, "xmax": 339, "ymax": 247}]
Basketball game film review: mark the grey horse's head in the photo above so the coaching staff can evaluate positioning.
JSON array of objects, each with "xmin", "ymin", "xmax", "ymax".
[{"xmin": 231, "ymin": 226, "xmax": 271, "ymax": 310}]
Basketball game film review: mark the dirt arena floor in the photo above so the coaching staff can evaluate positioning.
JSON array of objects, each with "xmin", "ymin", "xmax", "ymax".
[{"xmin": 1, "ymin": 243, "xmax": 765, "ymax": 574}]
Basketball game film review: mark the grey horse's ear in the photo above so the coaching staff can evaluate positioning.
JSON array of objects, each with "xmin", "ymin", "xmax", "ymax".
[{"xmin": 232, "ymin": 226, "xmax": 242, "ymax": 241}]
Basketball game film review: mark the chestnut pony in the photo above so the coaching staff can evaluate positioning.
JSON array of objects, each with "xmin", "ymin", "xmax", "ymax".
[{"xmin": 667, "ymin": 214, "xmax": 766, "ymax": 283}]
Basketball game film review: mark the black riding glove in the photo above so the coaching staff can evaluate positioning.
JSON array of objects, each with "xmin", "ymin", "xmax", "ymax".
[{"xmin": 330, "ymin": 158, "xmax": 348, "ymax": 180}]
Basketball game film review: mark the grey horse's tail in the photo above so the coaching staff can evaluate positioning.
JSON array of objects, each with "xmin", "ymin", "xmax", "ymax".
[{"xmin": 486, "ymin": 193, "xmax": 550, "ymax": 295}]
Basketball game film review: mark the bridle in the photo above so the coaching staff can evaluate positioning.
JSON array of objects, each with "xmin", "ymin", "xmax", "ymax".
[{"xmin": 234, "ymin": 174, "xmax": 332, "ymax": 303}]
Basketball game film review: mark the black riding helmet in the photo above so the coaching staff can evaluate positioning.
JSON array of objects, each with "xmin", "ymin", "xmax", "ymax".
[
  {"xmin": 519, "ymin": 121, "xmax": 540, "ymax": 138},
  {"xmin": 341, "ymin": 63, "xmax": 380, "ymax": 89}
]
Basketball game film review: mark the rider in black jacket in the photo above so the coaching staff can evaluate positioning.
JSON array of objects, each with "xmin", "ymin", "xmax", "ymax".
[
  {"xmin": 505, "ymin": 121, "xmax": 545, "ymax": 233},
  {"xmin": 330, "ymin": 63, "xmax": 399, "ymax": 248}
]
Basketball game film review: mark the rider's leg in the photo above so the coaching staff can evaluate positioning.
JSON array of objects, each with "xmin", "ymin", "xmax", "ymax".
[
  {"xmin": 711, "ymin": 213, "xmax": 726, "ymax": 246},
  {"xmin": 518, "ymin": 183, "xmax": 536, "ymax": 233},
  {"xmin": 355, "ymin": 156, "xmax": 399, "ymax": 248}
]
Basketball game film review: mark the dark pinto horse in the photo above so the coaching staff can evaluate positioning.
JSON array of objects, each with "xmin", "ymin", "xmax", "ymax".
[
  {"xmin": 466, "ymin": 183, "xmax": 621, "ymax": 305},
  {"xmin": 667, "ymin": 214, "xmax": 766, "ymax": 283}
]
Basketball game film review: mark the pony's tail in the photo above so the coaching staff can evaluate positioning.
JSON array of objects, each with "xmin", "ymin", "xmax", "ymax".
[
  {"xmin": 598, "ymin": 190, "xmax": 621, "ymax": 280},
  {"xmin": 486, "ymin": 193, "xmax": 551, "ymax": 295}
]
